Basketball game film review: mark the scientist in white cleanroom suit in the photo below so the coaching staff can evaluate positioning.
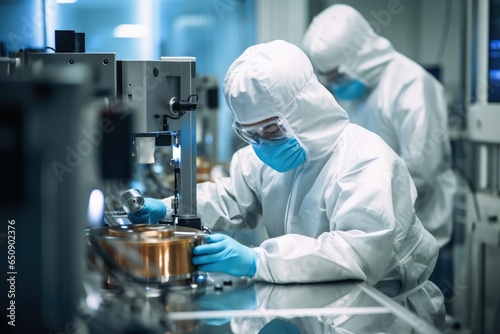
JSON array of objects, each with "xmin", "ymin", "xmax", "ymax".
[
  {"xmin": 302, "ymin": 4, "xmax": 457, "ymax": 249},
  {"xmin": 128, "ymin": 40, "xmax": 445, "ymax": 329}
]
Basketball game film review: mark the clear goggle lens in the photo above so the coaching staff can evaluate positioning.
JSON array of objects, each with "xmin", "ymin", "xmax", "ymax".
[{"xmin": 232, "ymin": 117, "xmax": 291, "ymax": 146}]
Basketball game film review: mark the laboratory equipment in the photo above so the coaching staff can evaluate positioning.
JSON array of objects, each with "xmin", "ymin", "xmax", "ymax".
[
  {"xmin": 454, "ymin": 0, "xmax": 500, "ymax": 333},
  {"xmin": 0, "ymin": 33, "xmax": 207, "ymax": 332},
  {"xmin": 195, "ymin": 75, "xmax": 219, "ymax": 165},
  {"xmin": 0, "ymin": 65, "xmax": 103, "ymax": 333},
  {"xmin": 120, "ymin": 188, "xmax": 145, "ymax": 215},
  {"xmin": 117, "ymin": 57, "xmax": 201, "ymax": 229},
  {"xmin": 0, "ymin": 57, "xmax": 16, "ymax": 79},
  {"xmin": 87, "ymin": 224, "xmax": 205, "ymax": 286},
  {"xmin": 14, "ymin": 49, "xmax": 116, "ymax": 100}
]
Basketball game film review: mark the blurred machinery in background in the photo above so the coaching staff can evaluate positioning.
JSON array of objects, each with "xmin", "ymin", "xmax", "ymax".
[
  {"xmin": 8, "ymin": 32, "xmax": 202, "ymax": 229},
  {"xmin": 454, "ymin": 0, "xmax": 500, "ymax": 333},
  {"xmin": 0, "ymin": 64, "xmax": 108, "ymax": 333},
  {"xmin": 195, "ymin": 76, "xmax": 219, "ymax": 161},
  {"xmin": 195, "ymin": 75, "xmax": 220, "ymax": 183},
  {"xmin": 0, "ymin": 30, "xmax": 205, "ymax": 333},
  {"xmin": 0, "ymin": 57, "xmax": 16, "ymax": 79}
]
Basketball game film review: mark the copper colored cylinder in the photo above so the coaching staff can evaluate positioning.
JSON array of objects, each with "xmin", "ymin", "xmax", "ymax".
[{"xmin": 89, "ymin": 225, "xmax": 203, "ymax": 283}]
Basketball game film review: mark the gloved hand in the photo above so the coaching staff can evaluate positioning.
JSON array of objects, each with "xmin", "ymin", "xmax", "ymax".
[
  {"xmin": 192, "ymin": 234, "xmax": 258, "ymax": 277},
  {"xmin": 127, "ymin": 198, "xmax": 166, "ymax": 224}
]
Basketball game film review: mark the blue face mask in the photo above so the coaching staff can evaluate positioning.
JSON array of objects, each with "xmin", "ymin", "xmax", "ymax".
[
  {"xmin": 252, "ymin": 137, "xmax": 306, "ymax": 173},
  {"xmin": 330, "ymin": 80, "xmax": 368, "ymax": 100}
]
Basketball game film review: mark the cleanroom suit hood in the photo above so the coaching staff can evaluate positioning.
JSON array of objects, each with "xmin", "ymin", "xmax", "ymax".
[
  {"xmin": 191, "ymin": 40, "xmax": 445, "ymax": 329},
  {"xmin": 302, "ymin": 4, "xmax": 394, "ymax": 87},
  {"xmin": 224, "ymin": 39, "xmax": 349, "ymax": 161},
  {"xmin": 302, "ymin": 4, "xmax": 457, "ymax": 248}
]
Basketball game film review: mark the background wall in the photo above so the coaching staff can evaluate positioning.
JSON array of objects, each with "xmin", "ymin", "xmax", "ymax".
[{"xmin": 0, "ymin": 0, "xmax": 45, "ymax": 55}]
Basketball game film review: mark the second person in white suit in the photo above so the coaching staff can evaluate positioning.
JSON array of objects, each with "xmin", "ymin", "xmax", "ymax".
[{"xmin": 302, "ymin": 4, "xmax": 457, "ymax": 249}]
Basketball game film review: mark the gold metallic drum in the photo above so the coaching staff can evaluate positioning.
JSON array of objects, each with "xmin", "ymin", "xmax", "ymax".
[{"xmin": 88, "ymin": 224, "xmax": 204, "ymax": 284}]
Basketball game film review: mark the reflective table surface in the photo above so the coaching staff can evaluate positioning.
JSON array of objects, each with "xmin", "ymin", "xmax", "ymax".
[{"xmin": 82, "ymin": 272, "xmax": 443, "ymax": 334}]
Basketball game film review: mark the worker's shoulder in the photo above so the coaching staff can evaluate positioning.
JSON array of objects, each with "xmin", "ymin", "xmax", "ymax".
[
  {"xmin": 384, "ymin": 53, "xmax": 436, "ymax": 83},
  {"xmin": 342, "ymin": 124, "xmax": 401, "ymax": 160},
  {"xmin": 233, "ymin": 145, "xmax": 260, "ymax": 162}
]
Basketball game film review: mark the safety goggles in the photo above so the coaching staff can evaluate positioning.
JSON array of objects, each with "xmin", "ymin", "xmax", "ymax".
[{"xmin": 232, "ymin": 116, "xmax": 292, "ymax": 146}]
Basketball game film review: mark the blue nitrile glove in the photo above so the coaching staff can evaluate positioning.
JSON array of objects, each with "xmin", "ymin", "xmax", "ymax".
[
  {"xmin": 128, "ymin": 198, "xmax": 166, "ymax": 224},
  {"xmin": 192, "ymin": 234, "xmax": 258, "ymax": 277}
]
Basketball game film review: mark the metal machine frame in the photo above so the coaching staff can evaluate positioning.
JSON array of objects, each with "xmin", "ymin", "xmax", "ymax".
[
  {"xmin": 118, "ymin": 57, "xmax": 200, "ymax": 227},
  {"xmin": 457, "ymin": 0, "xmax": 500, "ymax": 333}
]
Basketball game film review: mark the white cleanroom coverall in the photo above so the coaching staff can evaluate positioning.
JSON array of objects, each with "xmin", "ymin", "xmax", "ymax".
[
  {"xmin": 302, "ymin": 4, "xmax": 457, "ymax": 248},
  {"xmin": 174, "ymin": 40, "xmax": 445, "ymax": 328}
]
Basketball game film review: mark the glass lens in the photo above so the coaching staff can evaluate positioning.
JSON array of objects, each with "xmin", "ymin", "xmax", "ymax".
[{"xmin": 232, "ymin": 117, "xmax": 290, "ymax": 145}]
